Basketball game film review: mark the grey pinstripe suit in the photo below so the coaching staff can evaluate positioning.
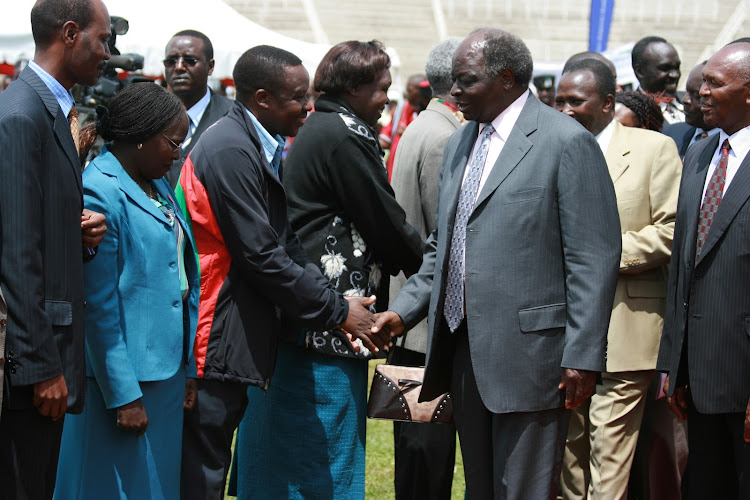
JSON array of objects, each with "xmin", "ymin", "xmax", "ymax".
[
  {"xmin": 0, "ymin": 67, "xmax": 87, "ymax": 497},
  {"xmin": 390, "ymin": 95, "xmax": 621, "ymax": 497}
]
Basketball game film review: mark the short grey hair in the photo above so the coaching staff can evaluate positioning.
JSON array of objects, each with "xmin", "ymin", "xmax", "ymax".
[
  {"xmin": 471, "ymin": 28, "xmax": 534, "ymax": 86},
  {"xmin": 425, "ymin": 39, "xmax": 461, "ymax": 95}
]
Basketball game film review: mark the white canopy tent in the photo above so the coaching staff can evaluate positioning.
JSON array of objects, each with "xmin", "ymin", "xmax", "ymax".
[{"xmin": 1, "ymin": 0, "xmax": 331, "ymax": 79}]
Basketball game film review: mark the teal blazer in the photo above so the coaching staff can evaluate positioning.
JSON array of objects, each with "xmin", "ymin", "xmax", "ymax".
[{"xmin": 82, "ymin": 147, "xmax": 200, "ymax": 409}]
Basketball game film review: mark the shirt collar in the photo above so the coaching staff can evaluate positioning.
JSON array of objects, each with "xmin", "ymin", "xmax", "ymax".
[
  {"xmin": 245, "ymin": 107, "xmax": 285, "ymax": 176},
  {"xmin": 483, "ymin": 90, "xmax": 530, "ymax": 143},
  {"xmin": 719, "ymin": 125, "xmax": 750, "ymax": 162},
  {"xmin": 595, "ymin": 118, "xmax": 616, "ymax": 154},
  {"xmin": 28, "ymin": 60, "xmax": 75, "ymax": 118},
  {"xmin": 187, "ymin": 88, "xmax": 211, "ymax": 129},
  {"xmin": 692, "ymin": 127, "xmax": 720, "ymax": 144}
]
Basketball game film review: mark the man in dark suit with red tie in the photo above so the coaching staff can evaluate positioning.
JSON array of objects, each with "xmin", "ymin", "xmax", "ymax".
[
  {"xmin": 657, "ymin": 41, "xmax": 750, "ymax": 498},
  {"xmin": 0, "ymin": 0, "xmax": 110, "ymax": 497}
]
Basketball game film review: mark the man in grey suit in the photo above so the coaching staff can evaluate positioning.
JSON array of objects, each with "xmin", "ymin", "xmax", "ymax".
[
  {"xmin": 163, "ymin": 30, "xmax": 232, "ymax": 188},
  {"xmin": 0, "ymin": 0, "xmax": 111, "ymax": 497},
  {"xmin": 389, "ymin": 38, "xmax": 462, "ymax": 500},
  {"xmin": 373, "ymin": 28, "xmax": 621, "ymax": 498},
  {"xmin": 657, "ymin": 42, "xmax": 750, "ymax": 498}
]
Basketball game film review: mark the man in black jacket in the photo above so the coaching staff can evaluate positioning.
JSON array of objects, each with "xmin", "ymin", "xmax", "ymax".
[
  {"xmin": 178, "ymin": 45, "xmax": 383, "ymax": 500},
  {"xmin": 163, "ymin": 30, "xmax": 231, "ymax": 188}
]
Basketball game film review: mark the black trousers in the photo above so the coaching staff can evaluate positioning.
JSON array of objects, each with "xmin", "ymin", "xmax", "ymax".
[
  {"xmin": 681, "ymin": 394, "xmax": 750, "ymax": 500},
  {"xmin": 0, "ymin": 404, "xmax": 64, "ymax": 500},
  {"xmin": 391, "ymin": 346, "xmax": 456, "ymax": 500},
  {"xmin": 181, "ymin": 378, "xmax": 249, "ymax": 500}
]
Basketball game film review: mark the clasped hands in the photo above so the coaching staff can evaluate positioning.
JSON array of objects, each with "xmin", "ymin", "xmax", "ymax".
[{"xmin": 337, "ymin": 296, "xmax": 397, "ymax": 354}]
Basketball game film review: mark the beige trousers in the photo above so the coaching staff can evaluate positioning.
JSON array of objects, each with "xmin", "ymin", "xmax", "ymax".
[{"xmin": 561, "ymin": 370, "xmax": 654, "ymax": 500}]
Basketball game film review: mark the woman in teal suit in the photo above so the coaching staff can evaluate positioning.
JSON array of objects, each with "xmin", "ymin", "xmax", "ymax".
[{"xmin": 55, "ymin": 83, "xmax": 199, "ymax": 500}]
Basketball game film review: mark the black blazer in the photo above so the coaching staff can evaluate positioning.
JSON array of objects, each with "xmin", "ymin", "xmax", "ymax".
[
  {"xmin": 657, "ymin": 133, "xmax": 750, "ymax": 414},
  {"xmin": 165, "ymin": 89, "xmax": 232, "ymax": 188},
  {"xmin": 0, "ymin": 67, "xmax": 87, "ymax": 413},
  {"xmin": 662, "ymin": 122, "xmax": 695, "ymax": 159}
]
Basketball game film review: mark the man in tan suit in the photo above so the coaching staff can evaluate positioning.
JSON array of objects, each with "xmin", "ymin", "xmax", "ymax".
[{"xmin": 554, "ymin": 58, "xmax": 682, "ymax": 499}]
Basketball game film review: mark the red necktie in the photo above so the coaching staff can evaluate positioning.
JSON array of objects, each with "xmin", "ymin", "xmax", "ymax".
[{"xmin": 696, "ymin": 139, "xmax": 730, "ymax": 261}]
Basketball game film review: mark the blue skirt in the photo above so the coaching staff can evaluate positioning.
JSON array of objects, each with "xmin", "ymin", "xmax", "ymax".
[
  {"xmin": 236, "ymin": 341, "xmax": 368, "ymax": 499},
  {"xmin": 54, "ymin": 368, "xmax": 186, "ymax": 500}
]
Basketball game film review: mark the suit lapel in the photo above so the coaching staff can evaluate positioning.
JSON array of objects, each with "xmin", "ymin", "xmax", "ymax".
[
  {"xmin": 472, "ymin": 96, "xmax": 536, "ymax": 211},
  {"xmin": 681, "ymin": 127, "xmax": 695, "ymax": 158},
  {"xmin": 21, "ymin": 68, "xmax": 83, "ymax": 198},
  {"xmin": 604, "ymin": 122, "xmax": 630, "ymax": 183},
  {"xmin": 98, "ymin": 154, "xmax": 170, "ymax": 226},
  {"xmin": 683, "ymin": 136, "xmax": 719, "ymax": 267},
  {"xmin": 697, "ymin": 140, "xmax": 750, "ymax": 264}
]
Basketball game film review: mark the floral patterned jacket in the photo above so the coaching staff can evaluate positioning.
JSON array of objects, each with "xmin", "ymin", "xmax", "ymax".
[{"xmin": 283, "ymin": 94, "xmax": 424, "ymax": 358}]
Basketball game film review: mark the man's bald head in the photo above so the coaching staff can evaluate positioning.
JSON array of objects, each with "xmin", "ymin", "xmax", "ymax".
[{"xmin": 700, "ymin": 43, "xmax": 750, "ymax": 135}]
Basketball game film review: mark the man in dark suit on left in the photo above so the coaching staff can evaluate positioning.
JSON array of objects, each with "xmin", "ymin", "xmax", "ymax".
[
  {"xmin": 0, "ymin": 0, "xmax": 110, "ymax": 497},
  {"xmin": 163, "ymin": 30, "xmax": 231, "ymax": 188}
]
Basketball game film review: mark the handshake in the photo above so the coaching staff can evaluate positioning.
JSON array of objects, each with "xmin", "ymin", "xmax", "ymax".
[{"xmin": 337, "ymin": 296, "xmax": 406, "ymax": 354}]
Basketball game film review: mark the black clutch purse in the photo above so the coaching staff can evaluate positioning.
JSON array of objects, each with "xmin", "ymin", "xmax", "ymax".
[{"xmin": 367, "ymin": 346, "xmax": 453, "ymax": 423}]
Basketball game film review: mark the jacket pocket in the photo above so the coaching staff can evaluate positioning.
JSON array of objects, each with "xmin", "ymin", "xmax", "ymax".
[
  {"xmin": 45, "ymin": 300, "xmax": 72, "ymax": 326},
  {"xmin": 518, "ymin": 303, "xmax": 566, "ymax": 332},
  {"xmin": 626, "ymin": 281, "xmax": 666, "ymax": 298},
  {"xmin": 501, "ymin": 187, "xmax": 545, "ymax": 205}
]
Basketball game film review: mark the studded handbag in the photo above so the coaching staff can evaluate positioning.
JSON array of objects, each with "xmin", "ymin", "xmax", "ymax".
[{"xmin": 366, "ymin": 354, "xmax": 453, "ymax": 423}]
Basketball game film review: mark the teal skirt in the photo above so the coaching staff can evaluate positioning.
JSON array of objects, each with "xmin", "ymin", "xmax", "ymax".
[
  {"xmin": 236, "ymin": 341, "xmax": 368, "ymax": 499},
  {"xmin": 54, "ymin": 368, "xmax": 185, "ymax": 500}
]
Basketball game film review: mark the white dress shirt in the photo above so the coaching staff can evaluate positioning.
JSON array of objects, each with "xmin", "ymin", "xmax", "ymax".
[
  {"xmin": 702, "ymin": 125, "xmax": 750, "ymax": 200},
  {"xmin": 463, "ymin": 90, "xmax": 530, "ymax": 200},
  {"xmin": 595, "ymin": 118, "xmax": 616, "ymax": 155},
  {"xmin": 183, "ymin": 88, "xmax": 211, "ymax": 147}
]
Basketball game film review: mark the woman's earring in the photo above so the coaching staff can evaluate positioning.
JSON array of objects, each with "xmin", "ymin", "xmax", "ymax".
[{"xmin": 137, "ymin": 143, "xmax": 143, "ymax": 150}]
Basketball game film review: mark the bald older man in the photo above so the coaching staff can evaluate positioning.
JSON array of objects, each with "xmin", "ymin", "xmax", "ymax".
[{"xmin": 657, "ymin": 42, "xmax": 750, "ymax": 499}]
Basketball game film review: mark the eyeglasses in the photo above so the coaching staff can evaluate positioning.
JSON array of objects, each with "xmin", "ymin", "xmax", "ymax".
[
  {"xmin": 160, "ymin": 132, "xmax": 183, "ymax": 152},
  {"xmin": 162, "ymin": 56, "xmax": 200, "ymax": 68}
]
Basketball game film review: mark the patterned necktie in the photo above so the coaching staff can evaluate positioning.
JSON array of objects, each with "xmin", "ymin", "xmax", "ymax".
[
  {"xmin": 444, "ymin": 124, "xmax": 494, "ymax": 332},
  {"xmin": 182, "ymin": 119, "xmax": 196, "ymax": 150},
  {"xmin": 69, "ymin": 105, "xmax": 80, "ymax": 154},
  {"xmin": 696, "ymin": 139, "xmax": 730, "ymax": 261}
]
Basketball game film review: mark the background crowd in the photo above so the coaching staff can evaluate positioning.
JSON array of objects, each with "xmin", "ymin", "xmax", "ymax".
[{"xmin": 1, "ymin": 1, "xmax": 749, "ymax": 500}]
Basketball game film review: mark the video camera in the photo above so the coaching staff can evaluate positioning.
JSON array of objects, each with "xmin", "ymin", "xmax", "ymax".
[{"xmin": 73, "ymin": 16, "xmax": 151, "ymax": 113}]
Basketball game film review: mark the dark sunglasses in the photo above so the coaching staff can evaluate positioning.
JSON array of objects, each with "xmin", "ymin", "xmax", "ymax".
[{"xmin": 163, "ymin": 56, "xmax": 200, "ymax": 68}]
